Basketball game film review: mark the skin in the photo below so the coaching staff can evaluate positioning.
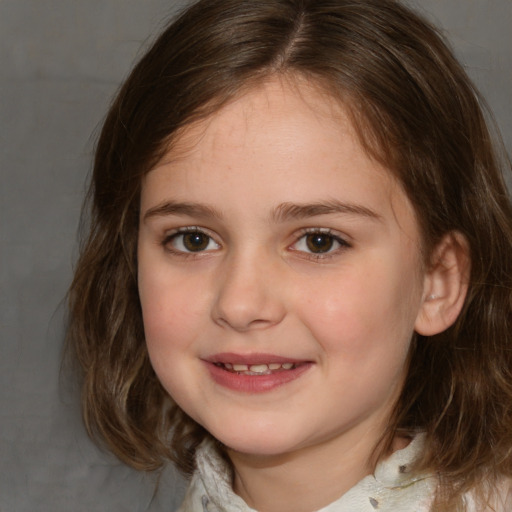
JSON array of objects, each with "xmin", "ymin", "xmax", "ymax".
[{"xmin": 138, "ymin": 77, "xmax": 442, "ymax": 512}]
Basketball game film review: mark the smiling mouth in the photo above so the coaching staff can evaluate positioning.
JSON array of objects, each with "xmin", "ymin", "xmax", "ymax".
[
  {"xmin": 207, "ymin": 357, "xmax": 313, "ymax": 392},
  {"xmin": 214, "ymin": 362, "xmax": 298, "ymax": 376}
]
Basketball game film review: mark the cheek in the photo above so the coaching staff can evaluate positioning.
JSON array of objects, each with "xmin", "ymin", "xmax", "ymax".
[
  {"xmin": 138, "ymin": 273, "xmax": 207, "ymax": 409},
  {"xmin": 138, "ymin": 268, "xmax": 207, "ymax": 357},
  {"xmin": 299, "ymin": 263, "xmax": 420, "ymax": 360}
]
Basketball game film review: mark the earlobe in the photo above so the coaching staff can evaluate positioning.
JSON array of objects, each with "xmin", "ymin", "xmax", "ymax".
[{"xmin": 415, "ymin": 232, "xmax": 471, "ymax": 336}]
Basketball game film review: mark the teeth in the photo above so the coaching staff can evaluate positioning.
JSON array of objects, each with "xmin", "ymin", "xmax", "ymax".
[
  {"xmin": 219, "ymin": 362, "xmax": 298, "ymax": 374},
  {"xmin": 249, "ymin": 364, "xmax": 269, "ymax": 373}
]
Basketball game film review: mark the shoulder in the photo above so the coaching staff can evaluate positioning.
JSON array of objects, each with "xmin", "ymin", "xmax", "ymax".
[
  {"xmin": 177, "ymin": 439, "xmax": 254, "ymax": 512},
  {"xmin": 464, "ymin": 478, "xmax": 512, "ymax": 512}
]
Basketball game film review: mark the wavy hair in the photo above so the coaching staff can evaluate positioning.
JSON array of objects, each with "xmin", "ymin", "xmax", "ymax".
[{"xmin": 68, "ymin": 0, "xmax": 512, "ymax": 509}]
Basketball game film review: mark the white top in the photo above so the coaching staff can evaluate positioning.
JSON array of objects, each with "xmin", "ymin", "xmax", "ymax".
[
  {"xmin": 177, "ymin": 435, "xmax": 441, "ymax": 512},
  {"xmin": 176, "ymin": 435, "xmax": 512, "ymax": 512}
]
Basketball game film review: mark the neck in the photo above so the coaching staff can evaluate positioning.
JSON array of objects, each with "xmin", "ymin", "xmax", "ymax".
[{"xmin": 227, "ymin": 427, "xmax": 393, "ymax": 512}]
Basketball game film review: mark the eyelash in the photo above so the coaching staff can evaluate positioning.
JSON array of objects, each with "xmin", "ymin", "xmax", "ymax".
[
  {"xmin": 290, "ymin": 228, "xmax": 351, "ymax": 260},
  {"xmin": 161, "ymin": 227, "xmax": 220, "ymax": 258},
  {"xmin": 161, "ymin": 227, "xmax": 351, "ymax": 260}
]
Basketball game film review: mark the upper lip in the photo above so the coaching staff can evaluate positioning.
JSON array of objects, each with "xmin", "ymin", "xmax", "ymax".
[{"xmin": 205, "ymin": 352, "xmax": 310, "ymax": 365}]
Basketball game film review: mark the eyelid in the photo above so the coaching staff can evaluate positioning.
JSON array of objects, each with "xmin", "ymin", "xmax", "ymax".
[
  {"xmin": 289, "ymin": 227, "xmax": 352, "ymax": 259},
  {"xmin": 159, "ymin": 225, "xmax": 351, "ymax": 260},
  {"xmin": 294, "ymin": 226, "xmax": 352, "ymax": 243},
  {"xmin": 161, "ymin": 226, "xmax": 222, "ymax": 255}
]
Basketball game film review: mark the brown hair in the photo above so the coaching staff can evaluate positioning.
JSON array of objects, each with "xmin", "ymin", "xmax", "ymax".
[{"xmin": 68, "ymin": 0, "xmax": 512, "ymax": 509}]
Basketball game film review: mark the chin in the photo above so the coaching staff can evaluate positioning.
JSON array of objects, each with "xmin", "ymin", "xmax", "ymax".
[{"xmin": 208, "ymin": 423, "xmax": 304, "ymax": 458}]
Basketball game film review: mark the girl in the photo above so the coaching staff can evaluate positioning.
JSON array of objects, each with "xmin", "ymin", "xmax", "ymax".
[{"xmin": 68, "ymin": 0, "xmax": 512, "ymax": 510}]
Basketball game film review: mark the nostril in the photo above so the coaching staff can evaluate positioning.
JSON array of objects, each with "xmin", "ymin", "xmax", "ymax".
[{"xmin": 211, "ymin": 261, "xmax": 287, "ymax": 331}]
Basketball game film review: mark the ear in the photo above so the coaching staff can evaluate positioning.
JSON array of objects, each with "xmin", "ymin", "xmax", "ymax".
[{"xmin": 415, "ymin": 232, "xmax": 470, "ymax": 336}]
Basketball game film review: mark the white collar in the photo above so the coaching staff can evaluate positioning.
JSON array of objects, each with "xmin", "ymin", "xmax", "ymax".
[{"xmin": 177, "ymin": 435, "xmax": 436, "ymax": 512}]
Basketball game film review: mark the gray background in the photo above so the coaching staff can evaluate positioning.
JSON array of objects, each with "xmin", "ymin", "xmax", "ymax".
[{"xmin": 1, "ymin": 1, "xmax": 510, "ymax": 511}]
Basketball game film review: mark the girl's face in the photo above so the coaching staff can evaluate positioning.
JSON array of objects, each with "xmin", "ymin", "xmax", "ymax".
[{"xmin": 138, "ymin": 78, "xmax": 428, "ymax": 465}]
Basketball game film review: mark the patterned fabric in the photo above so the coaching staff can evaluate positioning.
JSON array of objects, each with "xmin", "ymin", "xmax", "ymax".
[{"xmin": 176, "ymin": 435, "xmax": 438, "ymax": 512}]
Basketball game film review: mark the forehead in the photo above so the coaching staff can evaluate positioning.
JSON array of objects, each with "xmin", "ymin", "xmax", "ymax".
[
  {"xmin": 142, "ymin": 77, "xmax": 419, "ymax": 241},
  {"xmin": 157, "ymin": 76, "xmax": 354, "ymax": 164}
]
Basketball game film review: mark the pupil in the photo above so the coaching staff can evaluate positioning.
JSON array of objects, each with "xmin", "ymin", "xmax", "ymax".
[
  {"xmin": 183, "ymin": 232, "xmax": 208, "ymax": 251},
  {"xmin": 306, "ymin": 233, "xmax": 333, "ymax": 253}
]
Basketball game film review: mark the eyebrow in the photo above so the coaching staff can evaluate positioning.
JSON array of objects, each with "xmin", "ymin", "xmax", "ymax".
[
  {"xmin": 143, "ymin": 199, "xmax": 381, "ymax": 223},
  {"xmin": 143, "ymin": 201, "xmax": 223, "ymax": 222},
  {"xmin": 271, "ymin": 200, "xmax": 382, "ymax": 223}
]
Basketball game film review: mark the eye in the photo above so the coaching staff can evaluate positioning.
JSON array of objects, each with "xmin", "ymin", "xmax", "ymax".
[
  {"xmin": 292, "ymin": 230, "xmax": 350, "ymax": 255},
  {"xmin": 164, "ymin": 228, "xmax": 220, "ymax": 253}
]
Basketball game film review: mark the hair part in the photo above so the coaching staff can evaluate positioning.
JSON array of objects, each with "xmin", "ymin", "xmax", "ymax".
[{"xmin": 68, "ymin": 0, "xmax": 512, "ymax": 509}]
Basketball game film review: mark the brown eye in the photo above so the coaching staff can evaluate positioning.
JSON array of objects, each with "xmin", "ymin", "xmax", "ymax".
[
  {"xmin": 182, "ymin": 232, "xmax": 210, "ymax": 252},
  {"xmin": 291, "ymin": 230, "xmax": 349, "ymax": 257},
  {"xmin": 167, "ymin": 229, "xmax": 220, "ymax": 253},
  {"xmin": 305, "ymin": 233, "xmax": 335, "ymax": 253}
]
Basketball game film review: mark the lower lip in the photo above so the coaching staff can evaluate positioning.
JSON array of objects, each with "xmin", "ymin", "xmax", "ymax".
[{"xmin": 204, "ymin": 362, "xmax": 313, "ymax": 393}]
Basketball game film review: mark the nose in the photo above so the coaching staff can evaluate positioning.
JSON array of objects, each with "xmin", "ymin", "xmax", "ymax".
[{"xmin": 211, "ymin": 250, "xmax": 286, "ymax": 332}]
